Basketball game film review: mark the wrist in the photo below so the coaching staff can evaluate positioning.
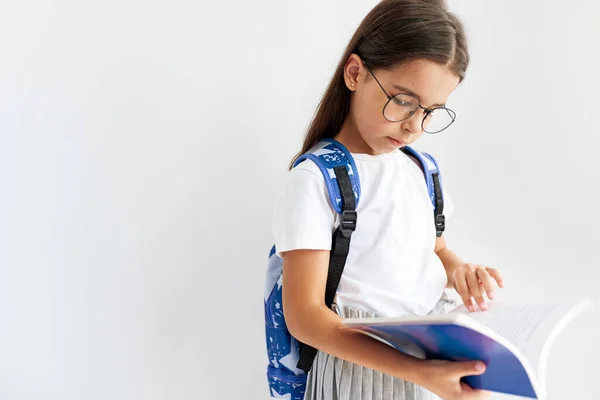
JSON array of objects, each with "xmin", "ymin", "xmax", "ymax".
[
  {"xmin": 399, "ymin": 357, "xmax": 430, "ymax": 387},
  {"xmin": 437, "ymin": 248, "xmax": 463, "ymax": 289},
  {"xmin": 446, "ymin": 266, "xmax": 458, "ymax": 289}
]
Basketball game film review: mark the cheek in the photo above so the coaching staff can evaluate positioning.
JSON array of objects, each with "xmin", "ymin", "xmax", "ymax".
[{"xmin": 352, "ymin": 93, "xmax": 390, "ymax": 138}]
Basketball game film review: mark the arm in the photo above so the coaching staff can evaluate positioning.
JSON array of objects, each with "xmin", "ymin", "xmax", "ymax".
[
  {"xmin": 282, "ymin": 249, "xmax": 422, "ymax": 382},
  {"xmin": 282, "ymin": 249, "xmax": 489, "ymax": 399},
  {"xmin": 434, "ymin": 234, "xmax": 464, "ymax": 289}
]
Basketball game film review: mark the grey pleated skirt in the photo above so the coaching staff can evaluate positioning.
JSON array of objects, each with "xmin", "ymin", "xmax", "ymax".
[{"xmin": 303, "ymin": 294, "xmax": 455, "ymax": 400}]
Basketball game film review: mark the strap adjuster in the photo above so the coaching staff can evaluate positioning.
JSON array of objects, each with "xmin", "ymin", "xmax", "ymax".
[
  {"xmin": 340, "ymin": 210, "xmax": 357, "ymax": 237},
  {"xmin": 435, "ymin": 213, "xmax": 445, "ymax": 236}
]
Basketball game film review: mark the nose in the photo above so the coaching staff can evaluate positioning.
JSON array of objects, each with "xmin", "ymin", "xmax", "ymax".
[{"xmin": 399, "ymin": 109, "xmax": 425, "ymax": 135}]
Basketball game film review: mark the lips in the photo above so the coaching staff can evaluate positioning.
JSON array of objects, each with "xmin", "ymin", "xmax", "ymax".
[{"xmin": 387, "ymin": 137, "xmax": 405, "ymax": 147}]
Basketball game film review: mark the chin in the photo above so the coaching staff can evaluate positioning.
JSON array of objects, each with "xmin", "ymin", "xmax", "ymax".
[{"xmin": 372, "ymin": 145, "xmax": 399, "ymax": 155}]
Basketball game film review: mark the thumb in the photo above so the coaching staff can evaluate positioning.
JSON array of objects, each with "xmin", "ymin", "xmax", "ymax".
[{"xmin": 453, "ymin": 360, "xmax": 486, "ymax": 377}]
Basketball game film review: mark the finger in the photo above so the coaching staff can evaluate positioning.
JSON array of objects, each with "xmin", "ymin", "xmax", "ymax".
[
  {"xmin": 476, "ymin": 268, "xmax": 495, "ymax": 300},
  {"xmin": 466, "ymin": 267, "xmax": 486, "ymax": 311},
  {"xmin": 454, "ymin": 273, "xmax": 475, "ymax": 312},
  {"xmin": 464, "ymin": 290, "xmax": 476, "ymax": 313},
  {"xmin": 453, "ymin": 360, "xmax": 486, "ymax": 378},
  {"xmin": 486, "ymin": 267, "xmax": 505, "ymax": 288}
]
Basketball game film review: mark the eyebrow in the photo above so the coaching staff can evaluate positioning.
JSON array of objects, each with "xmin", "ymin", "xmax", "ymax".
[{"xmin": 391, "ymin": 84, "xmax": 446, "ymax": 108}]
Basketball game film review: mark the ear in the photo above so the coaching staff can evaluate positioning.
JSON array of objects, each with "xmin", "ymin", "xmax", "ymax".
[{"xmin": 343, "ymin": 53, "xmax": 365, "ymax": 92}]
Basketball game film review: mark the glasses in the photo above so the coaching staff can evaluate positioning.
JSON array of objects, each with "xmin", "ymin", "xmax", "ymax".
[{"xmin": 362, "ymin": 61, "xmax": 456, "ymax": 134}]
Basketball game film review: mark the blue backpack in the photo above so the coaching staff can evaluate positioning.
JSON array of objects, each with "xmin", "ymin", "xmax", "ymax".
[{"xmin": 263, "ymin": 139, "xmax": 446, "ymax": 399}]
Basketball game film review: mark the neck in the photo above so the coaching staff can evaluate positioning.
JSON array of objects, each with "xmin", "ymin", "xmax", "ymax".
[{"xmin": 334, "ymin": 115, "xmax": 376, "ymax": 155}]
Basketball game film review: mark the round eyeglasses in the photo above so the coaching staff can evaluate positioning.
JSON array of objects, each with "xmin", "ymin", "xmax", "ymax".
[{"xmin": 362, "ymin": 61, "xmax": 456, "ymax": 134}]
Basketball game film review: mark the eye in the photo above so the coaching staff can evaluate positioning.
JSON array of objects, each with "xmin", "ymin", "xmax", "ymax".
[{"xmin": 393, "ymin": 98, "xmax": 412, "ymax": 107}]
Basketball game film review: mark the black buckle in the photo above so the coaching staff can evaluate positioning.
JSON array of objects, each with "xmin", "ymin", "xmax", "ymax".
[
  {"xmin": 435, "ymin": 213, "xmax": 445, "ymax": 236},
  {"xmin": 340, "ymin": 210, "xmax": 357, "ymax": 237}
]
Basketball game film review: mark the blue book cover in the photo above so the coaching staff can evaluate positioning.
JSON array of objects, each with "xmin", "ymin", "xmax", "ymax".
[{"xmin": 342, "ymin": 298, "xmax": 593, "ymax": 399}]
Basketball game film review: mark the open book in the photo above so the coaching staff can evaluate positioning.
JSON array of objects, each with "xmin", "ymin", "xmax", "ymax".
[{"xmin": 342, "ymin": 297, "xmax": 594, "ymax": 399}]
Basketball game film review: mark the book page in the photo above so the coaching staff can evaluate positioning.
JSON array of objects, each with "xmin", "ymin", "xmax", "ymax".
[{"xmin": 449, "ymin": 299, "xmax": 592, "ymax": 379}]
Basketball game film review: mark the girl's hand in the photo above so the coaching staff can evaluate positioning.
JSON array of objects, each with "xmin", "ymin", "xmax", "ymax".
[
  {"xmin": 451, "ymin": 263, "xmax": 504, "ymax": 312},
  {"xmin": 415, "ymin": 359, "xmax": 491, "ymax": 400}
]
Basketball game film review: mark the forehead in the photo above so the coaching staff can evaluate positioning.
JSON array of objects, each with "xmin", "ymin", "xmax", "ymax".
[{"xmin": 378, "ymin": 59, "xmax": 460, "ymax": 106}]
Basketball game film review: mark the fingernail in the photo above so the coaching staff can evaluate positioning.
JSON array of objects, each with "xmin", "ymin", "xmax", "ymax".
[
  {"xmin": 479, "ymin": 302, "xmax": 488, "ymax": 311},
  {"xmin": 488, "ymin": 291, "xmax": 495, "ymax": 300},
  {"xmin": 468, "ymin": 305, "xmax": 475, "ymax": 313},
  {"xmin": 476, "ymin": 362, "xmax": 486, "ymax": 372}
]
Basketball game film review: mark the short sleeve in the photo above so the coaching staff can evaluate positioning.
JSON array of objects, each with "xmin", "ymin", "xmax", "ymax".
[{"xmin": 272, "ymin": 161, "xmax": 336, "ymax": 256}]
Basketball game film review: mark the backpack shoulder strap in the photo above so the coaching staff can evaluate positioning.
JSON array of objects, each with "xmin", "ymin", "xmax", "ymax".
[
  {"xmin": 293, "ymin": 138, "xmax": 360, "ymax": 213},
  {"xmin": 401, "ymin": 146, "xmax": 446, "ymax": 237},
  {"xmin": 293, "ymin": 139, "xmax": 359, "ymax": 373}
]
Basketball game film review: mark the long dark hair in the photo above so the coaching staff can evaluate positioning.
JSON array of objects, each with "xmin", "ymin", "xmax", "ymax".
[{"xmin": 290, "ymin": 0, "xmax": 469, "ymax": 168}]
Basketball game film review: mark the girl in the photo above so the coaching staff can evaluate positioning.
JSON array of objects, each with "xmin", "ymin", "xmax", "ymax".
[{"xmin": 272, "ymin": 1, "xmax": 504, "ymax": 399}]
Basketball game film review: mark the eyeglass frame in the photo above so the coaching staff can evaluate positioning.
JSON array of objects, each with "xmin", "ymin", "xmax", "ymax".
[{"xmin": 361, "ymin": 60, "xmax": 456, "ymax": 134}]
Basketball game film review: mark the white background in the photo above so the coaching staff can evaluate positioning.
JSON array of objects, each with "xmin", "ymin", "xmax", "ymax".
[{"xmin": 1, "ymin": 1, "xmax": 599, "ymax": 399}]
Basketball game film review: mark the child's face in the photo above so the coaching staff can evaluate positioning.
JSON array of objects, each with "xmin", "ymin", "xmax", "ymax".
[{"xmin": 345, "ymin": 56, "xmax": 460, "ymax": 155}]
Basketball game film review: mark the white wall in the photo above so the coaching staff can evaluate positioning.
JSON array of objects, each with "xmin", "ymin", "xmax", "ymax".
[{"xmin": 1, "ymin": 1, "xmax": 598, "ymax": 399}]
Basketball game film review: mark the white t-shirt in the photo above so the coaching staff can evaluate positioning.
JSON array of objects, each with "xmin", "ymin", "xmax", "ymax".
[{"xmin": 272, "ymin": 148, "xmax": 454, "ymax": 317}]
